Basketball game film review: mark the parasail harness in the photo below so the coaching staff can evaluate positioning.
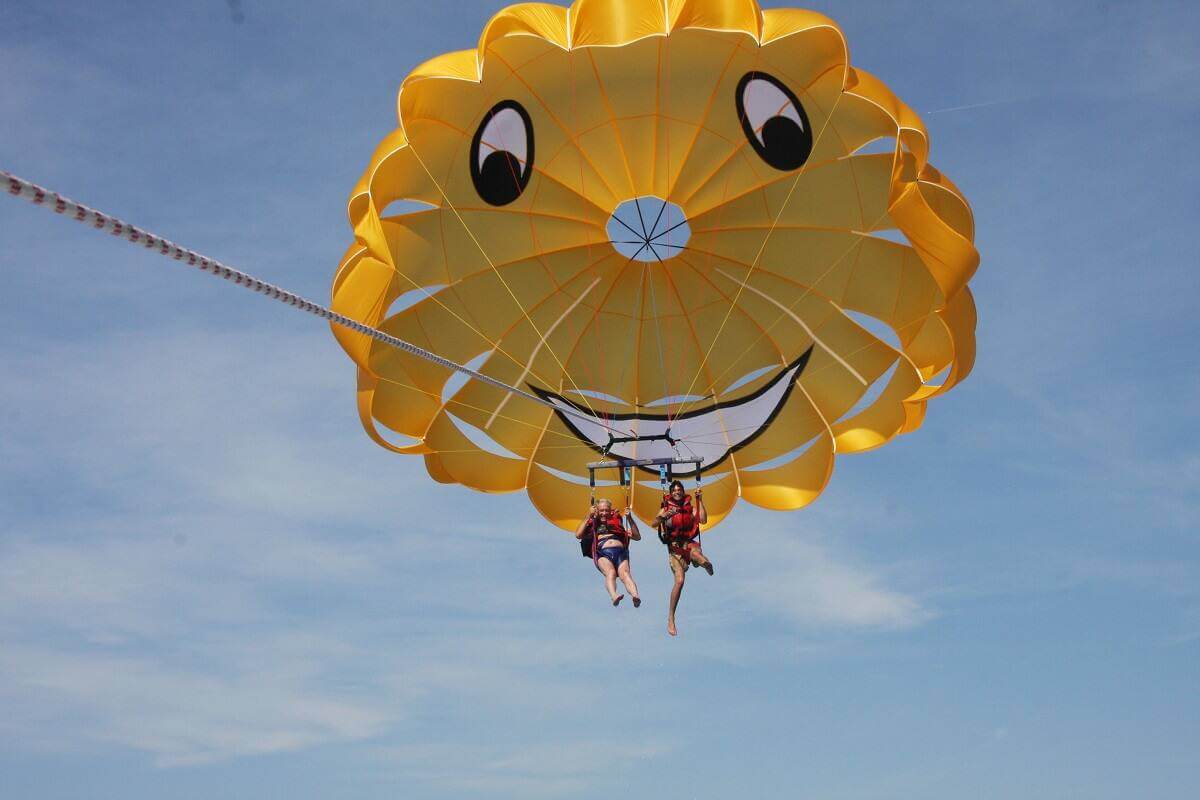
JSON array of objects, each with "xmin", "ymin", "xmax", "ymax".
[{"xmin": 585, "ymin": 456, "xmax": 703, "ymax": 562}]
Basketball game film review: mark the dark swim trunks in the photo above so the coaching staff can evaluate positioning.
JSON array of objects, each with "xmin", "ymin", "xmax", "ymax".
[{"xmin": 596, "ymin": 545, "xmax": 628, "ymax": 570}]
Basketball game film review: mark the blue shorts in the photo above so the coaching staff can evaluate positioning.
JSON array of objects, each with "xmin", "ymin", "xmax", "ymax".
[{"xmin": 596, "ymin": 546, "xmax": 628, "ymax": 571}]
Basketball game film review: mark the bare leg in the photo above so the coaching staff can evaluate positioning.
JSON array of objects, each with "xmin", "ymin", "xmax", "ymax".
[
  {"xmin": 692, "ymin": 550, "xmax": 714, "ymax": 576},
  {"xmin": 617, "ymin": 561, "xmax": 640, "ymax": 607},
  {"xmin": 667, "ymin": 558, "xmax": 686, "ymax": 636},
  {"xmin": 597, "ymin": 557, "xmax": 621, "ymax": 605}
]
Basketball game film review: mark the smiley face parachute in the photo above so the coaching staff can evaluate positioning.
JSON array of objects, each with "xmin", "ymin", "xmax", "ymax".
[{"xmin": 330, "ymin": 0, "xmax": 979, "ymax": 532}]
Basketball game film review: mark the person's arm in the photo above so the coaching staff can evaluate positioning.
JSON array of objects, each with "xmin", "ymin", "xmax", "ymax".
[
  {"xmin": 624, "ymin": 509, "xmax": 641, "ymax": 541},
  {"xmin": 695, "ymin": 489, "xmax": 708, "ymax": 525},
  {"xmin": 575, "ymin": 507, "xmax": 596, "ymax": 540}
]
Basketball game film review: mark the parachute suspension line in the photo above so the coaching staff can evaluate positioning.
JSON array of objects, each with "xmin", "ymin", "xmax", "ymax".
[
  {"xmin": 620, "ymin": 464, "xmax": 631, "ymax": 511},
  {"xmin": 673, "ymin": 90, "xmax": 846, "ymax": 415},
  {"xmin": 644, "ymin": 260, "xmax": 675, "ymax": 423},
  {"xmin": 1, "ymin": 170, "xmax": 634, "ymax": 438},
  {"xmin": 661, "ymin": 17, "xmax": 678, "ymax": 425},
  {"xmin": 565, "ymin": 45, "xmax": 616, "ymax": 443},
  {"xmin": 404, "ymin": 143, "xmax": 605, "ymax": 423}
]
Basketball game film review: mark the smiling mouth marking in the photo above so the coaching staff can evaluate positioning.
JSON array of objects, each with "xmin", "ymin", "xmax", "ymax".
[{"xmin": 531, "ymin": 346, "xmax": 814, "ymax": 475}]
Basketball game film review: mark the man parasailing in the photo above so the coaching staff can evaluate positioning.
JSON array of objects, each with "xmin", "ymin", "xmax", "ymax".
[{"xmin": 655, "ymin": 480, "xmax": 712, "ymax": 636}]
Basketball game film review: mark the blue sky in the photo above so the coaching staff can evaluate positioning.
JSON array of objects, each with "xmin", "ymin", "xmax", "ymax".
[{"xmin": 1, "ymin": 1, "xmax": 1198, "ymax": 798}]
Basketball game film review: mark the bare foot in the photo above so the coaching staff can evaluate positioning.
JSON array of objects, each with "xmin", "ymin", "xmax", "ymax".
[
  {"xmin": 612, "ymin": 594, "xmax": 624, "ymax": 607},
  {"xmin": 667, "ymin": 619, "xmax": 677, "ymax": 636},
  {"xmin": 702, "ymin": 561, "xmax": 714, "ymax": 576},
  {"xmin": 632, "ymin": 596, "xmax": 641, "ymax": 608}
]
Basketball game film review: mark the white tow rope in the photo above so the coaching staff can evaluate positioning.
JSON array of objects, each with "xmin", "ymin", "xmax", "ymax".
[{"xmin": 2, "ymin": 170, "xmax": 632, "ymax": 437}]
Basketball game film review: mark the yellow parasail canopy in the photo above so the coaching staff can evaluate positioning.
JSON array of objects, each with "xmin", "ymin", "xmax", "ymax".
[{"xmin": 331, "ymin": 0, "xmax": 979, "ymax": 532}]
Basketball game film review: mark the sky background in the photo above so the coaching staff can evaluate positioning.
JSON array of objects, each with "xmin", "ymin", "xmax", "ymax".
[{"xmin": 1, "ymin": 1, "xmax": 1198, "ymax": 798}]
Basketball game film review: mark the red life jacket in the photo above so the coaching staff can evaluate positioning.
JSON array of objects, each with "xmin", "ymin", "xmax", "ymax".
[
  {"xmin": 580, "ymin": 513, "xmax": 629, "ymax": 559},
  {"xmin": 660, "ymin": 494, "xmax": 698, "ymax": 541}
]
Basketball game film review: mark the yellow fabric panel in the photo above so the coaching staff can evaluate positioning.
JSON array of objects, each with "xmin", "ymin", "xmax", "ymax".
[
  {"xmin": 844, "ymin": 67, "xmax": 928, "ymax": 165},
  {"xmin": 903, "ymin": 312, "xmax": 955, "ymax": 383},
  {"xmin": 446, "ymin": 266, "xmax": 612, "ymax": 403},
  {"xmin": 563, "ymin": 310, "xmax": 642, "ymax": 405},
  {"xmin": 528, "ymin": 463, "xmax": 592, "ymax": 529},
  {"xmin": 758, "ymin": 8, "xmax": 842, "ymax": 49},
  {"xmin": 664, "ymin": 262, "xmax": 790, "ymax": 400},
  {"xmin": 900, "ymin": 396, "xmax": 927, "ymax": 434},
  {"xmin": 740, "ymin": 432, "xmax": 833, "ymax": 510},
  {"xmin": 371, "ymin": 298, "xmax": 485, "ymax": 388},
  {"xmin": 587, "ymin": 37, "xmax": 665, "ymax": 195},
  {"xmin": 668, "ymin": 0, "xmax": 761, "ymax": 37},
  {"xmin": 347, "ymin": 129, "xmax": 441, "ymax": 233},
  {"xmin": 379, "ymin": 211, "xmax": 453, "ymax": 289},
  {"xmin": 797, "ymin": 316, "xmax": 897, "ymax": 425},
  {"xmin": 331, "ymin": 249, "xmax": 399, "ymax": 370},
  {"xmin": 570, "ymin": 0, "xmax": 667, "ymax": 47},
  {"xmin": 424, "ymin": 452, "xmax": 458, "ymax": 484},
  {"xmin": 631, "ymin": 476, "xmax": 666, "ymax": 522},
  {"xmin": 688, "ymin": 152, "xmax": 894, "ymax": 234},
  {"xmin": 693, "ymin": 470, "xmax": 739, "ymax": 528},
  {"xmin": 675, "ymin": 139, "xmax": 773, "ymax": 216},
  {"xmin": 890, "ymin": 181, "xmax": 979, "ymax": 300},
  {"xmin": 918, "ymin": 165, "xmax": 975, "ymax": 241},
  {"xmin": 517, "ymin": 48, "xmax": 635, "ymax": 205},
  {"xmin": 757, "ymin": 10, "xmax": 848, "ymax": 162},
  {"xmin": 422, "ymin": 412, "xmax": 531, "ymax": 491},
  {"xmin": 826, "ymin": 92, "xmax": 905, "ymax": 157},
  {"xmin": 478, "ymin": 3, "xmax": 570, "ymax": 55},
  {"xmin": 367, "ymin": 370, "xmax": 444, "ymax": 441},
  {"xmin": 406, "ymin": 50, "xmax": 482, "ymax": 85},
  {"xmin": 667, "ymin": 43, "xmax": 778, "ymax": 209},
  {"xmin": 533, "ymin": 417, "xmax": 599, "ymax": 476},
  {"xmin": 919, "ymin": 285, "xmax": 977, "ymax": 398},
  {"xmin": 687, "ymin": 228, "xmax": 871, "ymax": 302},
  {"xmin": 832, "ymin": 359, "xmax": 922, "ymax": 453},
  {"xmin": 356, "ymin": 371, "xmax": 435, "ymax": 455},
  {"xmin": 673, "ymin": 286, "xmax": 794, "ymax": 396}
]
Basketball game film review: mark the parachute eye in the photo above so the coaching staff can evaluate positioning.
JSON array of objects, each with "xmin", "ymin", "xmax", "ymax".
[
  {"xmin": 470, "ymin": 100, "xmax": 534, "ymax": 206},
  {"xmin": 736, "ymin": 72, "xmax": 813, "ymax": 172}
]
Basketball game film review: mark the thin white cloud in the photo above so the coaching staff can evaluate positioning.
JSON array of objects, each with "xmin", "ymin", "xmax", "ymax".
[
  {"xmin": 379, "ymin": 739, "xmax": 673, "ymax": 798},
  {"xmin": 727, "ymin": 527, "xmax": 929, "ymax": 630}
]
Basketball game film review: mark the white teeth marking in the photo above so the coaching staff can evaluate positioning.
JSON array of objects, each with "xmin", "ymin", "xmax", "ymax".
[
  {"xmin": 538, "ymin": 348, "xmax": 812, "ymax": 473},
  {"xmin": 478, "ymin": 107, "xmax": 528, "ymax": 168}
]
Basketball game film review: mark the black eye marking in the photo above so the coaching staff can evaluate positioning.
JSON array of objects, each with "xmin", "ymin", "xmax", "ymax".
[
  {"xmin": 470, "ymin": 100, "xmax": 534, "ymax": 206},
  {"xmin": 735, "ymin": 72, "xmax": 813, "ymax": 172}
]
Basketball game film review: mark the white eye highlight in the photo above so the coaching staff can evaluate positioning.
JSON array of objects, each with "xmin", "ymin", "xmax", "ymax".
[
  {"xmin": 477, "ymin": 107, "xmax": 528, "ymax": 171},
  {"xmin": 741, "ymin": 78, "xmax": 804, "ymax": 144},
  {"xmin": 470, "ymin": 101, "xmax": 534, "ymax": 206},
  {"xmin": 735, "ymin": 72, "xmax": 813, "ymax": 171}
]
